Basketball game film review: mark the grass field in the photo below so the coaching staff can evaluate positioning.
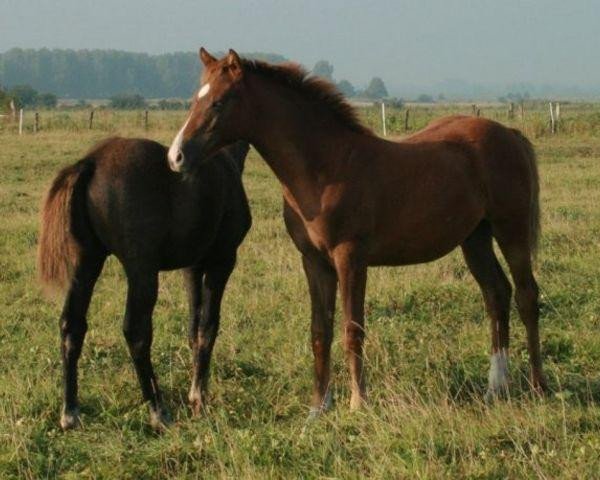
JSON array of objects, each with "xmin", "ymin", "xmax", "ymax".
[{"xmin": 1, "ymin": 106, "xmax": 600, "ymax": 478}]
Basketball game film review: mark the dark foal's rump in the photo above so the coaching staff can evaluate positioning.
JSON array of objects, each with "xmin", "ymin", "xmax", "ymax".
[{"xmin": 38, "ymin": 137, "xmax": 251, "ymax": 429}]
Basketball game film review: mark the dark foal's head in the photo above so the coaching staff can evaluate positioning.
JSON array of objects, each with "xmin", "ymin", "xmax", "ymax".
[{"xmin": 168, "ymin": 48, "xmax": 248, "ymax": 172}]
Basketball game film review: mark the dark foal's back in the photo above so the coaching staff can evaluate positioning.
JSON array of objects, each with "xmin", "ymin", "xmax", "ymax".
[{"xmin": 83, "ymin": 137, "xmax": 251, "ymax": 270}]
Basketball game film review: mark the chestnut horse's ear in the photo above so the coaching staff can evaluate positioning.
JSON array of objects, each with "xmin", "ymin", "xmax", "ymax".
[
  {"xmin": 227, "ymin": 49, "xmax": 243, "ymax": 72},
  {"xmin": 199, "ymin": 47, "xmax": 217, "ymax": 66}
]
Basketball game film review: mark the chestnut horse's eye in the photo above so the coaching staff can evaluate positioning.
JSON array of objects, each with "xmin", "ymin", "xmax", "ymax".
[{"xmin": 212, "ymin": 100, "xmax": 224, "ymax": 110}]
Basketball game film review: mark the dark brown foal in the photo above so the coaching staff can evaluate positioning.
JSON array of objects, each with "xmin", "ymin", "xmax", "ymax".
[{"xmin": 39, "ymin": 138, "xmax": 251, "ymax": 429}]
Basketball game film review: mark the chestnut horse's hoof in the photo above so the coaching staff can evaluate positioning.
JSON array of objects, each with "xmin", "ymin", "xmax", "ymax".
[
  {"xmin": 60, "ymin": 407, "xmax": 81, "ymax": 430},
  {"xmin": 484, "ymin": 387, "xmax": 508, "ymax": 405},
  {"xmin": 531, "ymin": 377, "xmax": 549, "ymax": 398},
  {"xmin": 306, "ymin": 390, "xmax": 333, "ymax": 422},
  {"xmin": 149, "ymin": 408, "xmax": 172, "ymax": 432}
]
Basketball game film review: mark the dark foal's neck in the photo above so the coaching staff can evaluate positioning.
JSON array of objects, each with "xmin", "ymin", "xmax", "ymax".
[{"xmin": 244, "ymin": 74, "xmax": 362, "ymax": 217}]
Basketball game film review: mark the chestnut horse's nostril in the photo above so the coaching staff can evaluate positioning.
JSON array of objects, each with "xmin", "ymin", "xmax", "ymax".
[{"xmin": 175, "ymin": 151, "xmax": 184, "ymax": 165}]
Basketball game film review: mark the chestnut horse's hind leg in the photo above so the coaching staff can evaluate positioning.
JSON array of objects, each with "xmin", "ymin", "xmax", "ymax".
[
  {"xmin": 302, "ymin": 253, "xmax": 337, "ymax": 418},
  {"xmin": 185, "ymin": 257, "xmax": 236, "ymax": 415},
  {"xmin": 59, "ymin": 252, "xmax": 106, "ymax": 430},
  {"xmin": 494, "ymin": 227, "xmax": 546, "ymax": 395},
  {"xmin": 122, "ymin": 268, "xmax": 167, "ymax": 429},
  {"xmin": 333, "ymin": 244, "xmax": 368, "ymax": 410},
  {"xmin": 461, "ymin": 222, "xmax": 512, "ymax": 402}
]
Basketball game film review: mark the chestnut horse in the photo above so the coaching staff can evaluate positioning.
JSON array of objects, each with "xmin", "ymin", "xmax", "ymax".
[
  {"xmin": 38, "ymin": 137, "xmax": 251, "ymax": 429},
  {"xmin": 169, "ymin": 48, "xmax": 545, "ymax": 416}
]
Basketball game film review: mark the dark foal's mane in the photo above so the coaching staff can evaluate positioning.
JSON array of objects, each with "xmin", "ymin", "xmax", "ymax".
[{"xmin": 241, "ymin": 59, "xmax": 373, "ymax": 136}]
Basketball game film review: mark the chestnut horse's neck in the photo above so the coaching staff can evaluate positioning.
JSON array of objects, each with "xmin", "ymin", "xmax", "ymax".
[{"xmin": 244, "ymin": 73, "xmax": 371, "ymax": 216}]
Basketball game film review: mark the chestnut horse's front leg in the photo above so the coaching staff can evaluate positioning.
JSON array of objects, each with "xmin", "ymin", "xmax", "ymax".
[
  {"xmin": 302, "ymin": 253, "xmax": 337, "ymax": 417},
  {"xmin": 333, "ymin": 243, "xmax": 368, "ymax": 410}
]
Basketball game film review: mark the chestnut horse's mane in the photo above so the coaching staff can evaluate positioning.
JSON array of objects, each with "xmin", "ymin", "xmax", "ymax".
[{"xmin": 241, "ymin": 59, "xmax": 374, "ymax": 136}]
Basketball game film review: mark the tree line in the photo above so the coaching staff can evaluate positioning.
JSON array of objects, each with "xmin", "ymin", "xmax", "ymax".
[
  {"xmin": 0, "ymin": 49, "xmax": 391, "ymax": 104},
  {"xmin": 0, "ymin": 48, "xmax": 287, "ymax": 99},
  {"xmin": 311, "ymin": 60, "xmax": 389, "ymax": 100}
]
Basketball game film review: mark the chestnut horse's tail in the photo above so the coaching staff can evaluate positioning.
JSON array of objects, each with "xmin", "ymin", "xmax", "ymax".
[
  {"xmin": 37, "ymin": 158, "xmax": 96, "ymax": 294},
  {"xmin": 514, "ymin": 128, "xmax": 541, "ymax": 256}
]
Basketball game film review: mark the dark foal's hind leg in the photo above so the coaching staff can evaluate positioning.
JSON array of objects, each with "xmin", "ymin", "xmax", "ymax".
[
  {"xmin": 493, "ymin": 224, "xmax": 547, "ymax": 395},
  {"xmin": 60, "ymin": 252, "xmax": 106, "ymax": 430},
  {"xmin": 461, "ymin": 222, "xmax": 512, "ymax": 402},
  {"xmin": 302, "ymin": 253, "xmax": 337, "ymax": 418},
  {"xmin": 186, "ymin": 257, "xmax": 236, "ymax": 415},
  {"xmin": 122, "ymin": 268, "xmax": 168, "ymax": 429}
]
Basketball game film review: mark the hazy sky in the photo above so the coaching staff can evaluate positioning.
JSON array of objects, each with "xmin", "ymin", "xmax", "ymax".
[{"xmin": 2, "ymin": 0, "xmax": 598, "ymax": 89}]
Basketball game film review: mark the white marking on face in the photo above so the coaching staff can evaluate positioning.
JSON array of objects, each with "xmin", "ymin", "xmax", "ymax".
[
  {"xmin": 167, "ymin": 116, "xmax": 191, "ymax": 170},
  {"xmin": 197, "ymin": 83, "xmax": 210, "ymax": 99},
  {"xmin": 488, "ymin": 349, "xmax": 509, "ymax": 391}
]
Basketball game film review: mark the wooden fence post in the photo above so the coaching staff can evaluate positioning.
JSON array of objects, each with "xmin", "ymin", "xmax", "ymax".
[
  {"xmin": 555, "ymin": 102, "xmax": 560, "ymax": 133},
  {"xmin": 549, "ymin": 102, "xmax": 556, "ymax": 134},
  {"xmin": 520, "ymin": 102, "xmax": 525, "ymax": 129},
  {"xmin": 380, "ymin": 103, "xmax": 386, "ymax": 136},
  {"xmin": 404, "ymin": 108, "xmax": 410, "ymax": 131},
  {"xmin": 89, "ymin": 110, "xmax": 94, "ymax": 129},
  {"xmin": 18, "ymin": 108, "xmax": 23, "ymax": 135},
  {"xmin": 476, "ymin": 108, "xmax": 481, "ymax": 117},
  {"xmin": 471, "ymin": 104, "xmax": 477, "ymax": 116},
  {"xmin": 10, "ymin": 100, "xmax": 16, "ymax": 122},
  {"xmin": 34, "ymin": 112, "xmax": 39, "ymax": 133},
  {"xmin": 508, "ymin": 102, "xmax": 514, "ymax": 120}
]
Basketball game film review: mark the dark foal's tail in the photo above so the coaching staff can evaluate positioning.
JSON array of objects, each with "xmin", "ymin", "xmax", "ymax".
[
  {"xmin": 513, "ymin": 128, "xmax": 541, "ymax": 256},
  {"xmin": 37, "ymin": 158, "xmax": 96, "ymax": 294},
  {"xmin": 225, "ymin": 141, "xmax": 250, "ymax": 174}
]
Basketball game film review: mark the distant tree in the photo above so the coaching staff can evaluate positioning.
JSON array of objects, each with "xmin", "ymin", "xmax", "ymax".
[
  {"xmin": 0, "ymin": 86, "xmax": 7, "ymax": 110},
  {"xmin": 385, "ymin": 97, "xmax": 404, "ymax": 108},
  {"xmin": 312, "ymin": 60, "xmax": 334, "ymax": 81},
  {"xmin": 416, "ymin": 94, "xmax": 434, "ymax": 103},
  {"xmin": 365, "ymin": 77, "xmax": 388, "ymax": 99},
  {"xmin": 157, "ymin": 99, "xmax": 186, "ymax": 110},
  {"xmin": 506, "ymin": 91, "xmax": 531, "ymax": 103},
  {"xmin": 36, "ymin": 92, "xmax": 57, "ymax": 108},
  {"xmin": 437, "ymin": 93, "xmax": 446, "ymax": 101},
  {"xmin": 336, "ymin": 79, "xmax": 355, "ymax": 97},
  {"xmin": 8, "ymin": 84, "xmax": 38, "ymax": 108},
  {"xmin": 109, "ymin": 93, "xmax": 146, "ymax": 109}
]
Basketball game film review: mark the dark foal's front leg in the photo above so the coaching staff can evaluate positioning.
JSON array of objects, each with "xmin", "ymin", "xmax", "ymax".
[
  {"xmin": 302, "ymin": 253, "xmax": 337, "ymax": 418},
  {"xmin": 122, "ymin": 269, "xmax": 167, "ymax": 429},
  {"xmin": 59, "ymin": 253, "xmax": 105, "ymax": 430},
  {"xmin": 186, "ymin": 258, "xmax": 236, "ymax": 415},
  {"xmin": 333, "ymin": 243, "xmax": 368, "ymax": 410}
]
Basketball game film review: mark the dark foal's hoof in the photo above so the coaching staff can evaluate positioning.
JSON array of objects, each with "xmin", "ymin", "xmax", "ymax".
[
  {"xmin": 149, "ymin": 408, "xmax": 172, "ymax": 432},
  {"xmin": 60, "ymin": 407, "xmax": 81, "ymax": 430},
  {"xmin": 188, "ymin": 387, "xmax": 208, "ymax": 416},
  {"xmin": 189, "ymin": 400, "xmax": 206, "ymax": 417}
]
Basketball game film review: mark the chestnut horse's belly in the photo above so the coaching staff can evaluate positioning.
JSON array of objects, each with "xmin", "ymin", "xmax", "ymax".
[
  {"xmin": 367, "ymin": 187, "xmax": 486, "ymax": 266},
  {"xmin": 367, "ymin": 215, "xmax": 481, "ymax": 266}
]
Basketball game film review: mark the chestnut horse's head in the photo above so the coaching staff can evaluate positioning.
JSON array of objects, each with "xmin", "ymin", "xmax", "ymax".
[{"xmin": 167, "ymin": 48, "xmax": 247, "ymax": 172}]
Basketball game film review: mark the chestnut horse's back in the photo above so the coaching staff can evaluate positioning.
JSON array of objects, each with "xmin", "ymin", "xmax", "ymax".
[{"xmin": 406, "ymin": 115, "xmax": 540, "ymax": 255}]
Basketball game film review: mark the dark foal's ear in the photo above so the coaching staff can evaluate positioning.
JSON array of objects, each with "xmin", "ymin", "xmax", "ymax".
[
  {"xmin": 199, "ymin": 47, "xmax": 217, "ymax": 66},
  {"xmin": 227, "ymin": 49, "xmax": 243, "ymax": 74}
]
